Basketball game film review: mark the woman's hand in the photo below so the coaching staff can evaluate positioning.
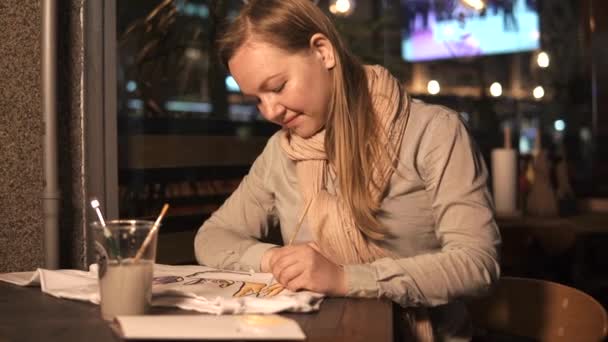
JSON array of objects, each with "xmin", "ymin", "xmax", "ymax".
[{"xmin": 263, "ymin": 242, "xmax": 347, "ymax": 296}]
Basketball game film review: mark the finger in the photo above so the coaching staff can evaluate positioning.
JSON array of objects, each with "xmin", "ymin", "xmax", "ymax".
[
  {"xmin": 268, "ymin": 246, "xmax": 297, "ymax": 268},
  {"xmin": 269, "ymin": 244, "xmax": 308, "ymax": 269},
  {"xmin": 276, "ymin": 262, "xmax": 305, "ymax": 287},
  {"xmin": 285, "ymin": 275, "xmax": 307, "ymax": 292},
  {"xmin": 271, "ymin": 253, "xmax": 300, "ymax": 275}
]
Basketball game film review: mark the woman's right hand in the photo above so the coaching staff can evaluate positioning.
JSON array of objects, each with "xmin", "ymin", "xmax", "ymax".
[{"xmin": 262, "ymin": 243, "xmax": 348, "ymax": 296}]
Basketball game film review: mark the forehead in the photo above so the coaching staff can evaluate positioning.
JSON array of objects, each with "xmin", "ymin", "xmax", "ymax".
[
  {"xmin": 235, "ymin": 39, "xmax": 288, "ymax": 59},
  {"xmin": 228, "ymin": 40, "xmax": 306, "ymax": 92},
  {"xmin": 229, "ymin": 41, "xmax": 286, "ymax": 73}
]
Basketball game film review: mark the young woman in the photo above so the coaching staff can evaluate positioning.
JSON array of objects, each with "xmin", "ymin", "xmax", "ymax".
[{"xmin": 195, "ymin": 0, "xmax": 500, "ymax": 340}]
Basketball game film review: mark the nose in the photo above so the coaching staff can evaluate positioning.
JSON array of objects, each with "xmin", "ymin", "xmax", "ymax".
[{"xmin": 258, "ymin": 96, "xmax": 286, "ymax": 123}]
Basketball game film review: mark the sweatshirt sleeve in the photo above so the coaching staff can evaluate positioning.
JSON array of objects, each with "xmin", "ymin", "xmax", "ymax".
[
  {"xmin": 194, "ymin": 135, "xmax": 280, "ymax": 272},
  {"xmin": 343, "ymin": 109, "xmax": 501, "ymax": 307}
]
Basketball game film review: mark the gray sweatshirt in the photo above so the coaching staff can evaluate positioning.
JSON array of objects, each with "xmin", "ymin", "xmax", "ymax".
[{"xmin": 195, "ymin": 99, "xmax": 501, "ymax": 339}]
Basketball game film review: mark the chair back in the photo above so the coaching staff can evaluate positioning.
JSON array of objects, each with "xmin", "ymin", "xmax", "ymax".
[{"xmin": 468, "ymin": 276, "xmax": 608, "ymax": 342}]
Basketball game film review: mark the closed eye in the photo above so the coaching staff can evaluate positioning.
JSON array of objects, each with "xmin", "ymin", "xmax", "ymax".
[{"xmin": 272, "ymin": 82, "xmax": 286, "ymax": 93}]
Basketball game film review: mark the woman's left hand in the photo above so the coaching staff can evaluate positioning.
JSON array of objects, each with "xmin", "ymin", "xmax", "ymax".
[{"xmin": 268, "ymin": 242, "xmax": 347, "ymax": 296}]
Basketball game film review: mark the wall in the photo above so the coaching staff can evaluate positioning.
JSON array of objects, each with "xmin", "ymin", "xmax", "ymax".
[
  {"xmin": 0, "ymin": 0, "xmax": 44, "ymax": 272},
  {"xmin": 0, "ymin": 0, "xmax": 86, "ymax": 272}
]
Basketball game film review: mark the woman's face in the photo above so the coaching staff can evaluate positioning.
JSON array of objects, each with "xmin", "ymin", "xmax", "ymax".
[{"xmin": 228, "ymin": 34, "xmax": 335, "ymax": 138}]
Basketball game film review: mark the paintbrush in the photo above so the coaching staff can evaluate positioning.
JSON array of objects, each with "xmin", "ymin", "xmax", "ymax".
[{"xmin": 90, "ymin": 198, "xmax": 121, "ymax": 260}]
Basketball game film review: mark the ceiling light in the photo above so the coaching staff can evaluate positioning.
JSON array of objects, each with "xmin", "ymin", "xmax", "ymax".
[
  {"xmin": 533, "ymin": 86, "xmax": 545, "ymax": 99},
  {"xmin": 490, "ymin": 82, "xmax": 502, "ymax": 97},
  {"xmin": 461, "ymin": 0, "xmax": 485, "ymax": 11},
  {"xmin": 427, "ymin": 80, "xmax": 440, "ymax": 95},
  {"xmin": 329, "ymin": 0, "xmax": 355, "ymax": 16},
  {"xmin": 537, "ymin": 51, "xmax": 550, "ymax": 68}
]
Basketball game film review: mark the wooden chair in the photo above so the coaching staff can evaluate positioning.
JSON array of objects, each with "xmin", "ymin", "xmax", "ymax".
[{"xmin": 468, "ymin": 276, "xmax": 608, "ymax": 342}]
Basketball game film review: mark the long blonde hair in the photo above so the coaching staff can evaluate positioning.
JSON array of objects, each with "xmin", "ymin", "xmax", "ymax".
[{"xmin": 218, "ymin": 0, "xmax": 389, "ymax": 240}]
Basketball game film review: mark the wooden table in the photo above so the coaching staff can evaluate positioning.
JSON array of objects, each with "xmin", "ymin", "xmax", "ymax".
[
  {"xmin": 498, "ymin": 213, "xmax": 608, "ymax": 233},
  {"xmin": 497, "ymin": 213, "xmax": 608, "ymax": 289},
  {"xmin": 0, "ymin": 282, "xmax": 394, "ymax": 342},
  {"xmin": 497, "ymin": 213, "xmax": 608, "ymax": 256}
]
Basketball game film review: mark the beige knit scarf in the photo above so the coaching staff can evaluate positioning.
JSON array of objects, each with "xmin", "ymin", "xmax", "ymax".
[{"xmin": 279, "ymin": 65, "xmax": 434, "ymax": 341}]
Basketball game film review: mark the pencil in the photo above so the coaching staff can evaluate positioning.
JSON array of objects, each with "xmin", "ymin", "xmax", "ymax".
[
  {"xmin": 266, "ymin": 198, "xmax": 313, "ymax": 289},
  {"xmin": 288, "ymin": 197, "xmax": 313, "ymax": 246}
]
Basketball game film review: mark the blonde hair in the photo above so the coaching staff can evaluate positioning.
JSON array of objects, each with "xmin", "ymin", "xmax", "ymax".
[{"xmin": 218, "ymin": 0, "xmax": 388, "ymax": 240}]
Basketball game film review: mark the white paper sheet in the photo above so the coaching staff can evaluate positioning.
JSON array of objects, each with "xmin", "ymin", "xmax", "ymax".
[{"xmin": 115, "ymin": 314, "xmax": 306, "ymax": 340}]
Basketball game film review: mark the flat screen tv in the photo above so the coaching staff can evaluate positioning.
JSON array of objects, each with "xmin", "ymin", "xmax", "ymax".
[{"xmin": 401, "ymin": 0, "xmax": 540, "ymax": 62}]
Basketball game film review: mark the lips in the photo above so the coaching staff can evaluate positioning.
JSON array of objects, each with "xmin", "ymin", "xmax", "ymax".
[{"xmin": 283, "ymin": 115, "xmax": 299, "ymax": 128}]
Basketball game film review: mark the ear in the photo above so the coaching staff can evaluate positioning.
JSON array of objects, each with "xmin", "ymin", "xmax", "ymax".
[{"xmin": 309, "ymin": 33, "xmax": 336, "ymax": 69}]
